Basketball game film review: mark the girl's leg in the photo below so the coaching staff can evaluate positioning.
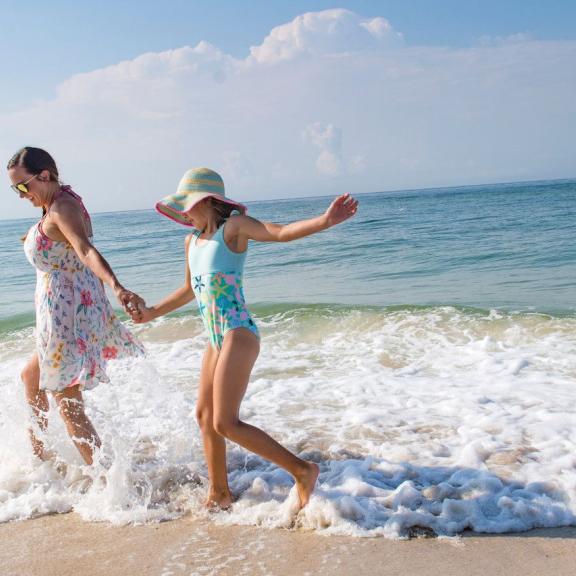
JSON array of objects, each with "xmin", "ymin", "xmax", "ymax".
[
  {"xmin": 21, "ymin": 353, "xmax": 49, "ymax": 459},
  {"xmin": 52, "ymin": 385, "xmax": 101, "ymax": 465},
  {"xmin": 195, "ymin": 343, "xmax": 233, "ymax": 509},
  {"xmin": 212, "ymin": 328, "xmax": 319, "ymax": 509}
]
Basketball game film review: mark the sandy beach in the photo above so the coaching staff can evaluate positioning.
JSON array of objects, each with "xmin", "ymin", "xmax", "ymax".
[{"xmin": 1, "ymin": 514, "xmax": 575, "ymax": 576}]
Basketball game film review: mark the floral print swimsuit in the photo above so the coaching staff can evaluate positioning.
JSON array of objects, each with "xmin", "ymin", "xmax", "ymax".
[
  {"xmin": 23, "ymin": 186, "xmax": 144, "ymax": 392},
  {"xmin": 189, "ymin": 221, "xmax": 260, "ymax": 350}
]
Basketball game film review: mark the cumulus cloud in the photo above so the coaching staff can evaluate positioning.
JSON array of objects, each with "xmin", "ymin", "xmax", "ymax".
[
  {"xmin": 249, "ymin": 8, "xmax": 403, "ymax": 64},
  {"xmin": 303, "ymin": 122, "xmax": 343, "ymax": 176},
  {"xmin": 2, "ymin": 9, "xmax": 575, "ymax": 219}
]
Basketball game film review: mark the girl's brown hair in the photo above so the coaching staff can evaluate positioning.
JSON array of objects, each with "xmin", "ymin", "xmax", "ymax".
[{"xmin": 210, "ymin": 197, "xmax": 240, "ymax": 228}]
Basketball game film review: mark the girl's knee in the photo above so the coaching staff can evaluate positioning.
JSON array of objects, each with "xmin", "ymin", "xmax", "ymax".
[{"xmin": 213, "ymin": 416, "xmax": 239, "ymax": 438}]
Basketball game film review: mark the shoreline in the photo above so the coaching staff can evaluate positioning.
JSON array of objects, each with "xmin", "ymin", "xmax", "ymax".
[{"xmin": 1, "ymin": 513, "xmax": 575, "ymax": 576}]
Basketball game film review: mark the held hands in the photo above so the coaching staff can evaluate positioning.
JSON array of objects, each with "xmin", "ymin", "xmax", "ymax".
[
  {"xmin": 324, "ymin": 193, "xmax": 359, "ymax": 227},
  {"xmin": 130, "ymin": 305, "xmax": 156, "ymax": 324},
  {"xmin": 114, "ymin": 286, "xmax": 147, "ymax": 321}
]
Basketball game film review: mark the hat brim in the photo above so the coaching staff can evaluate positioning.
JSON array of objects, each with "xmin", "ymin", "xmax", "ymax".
[{"xmin": 155, "ymin": 192, "xmax": 247, "ymax": 227}]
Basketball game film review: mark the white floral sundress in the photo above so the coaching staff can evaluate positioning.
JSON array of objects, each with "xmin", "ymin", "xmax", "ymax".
[{"xmin": 23, "ymin": 186, "xmax": 144, "ymax": 392}]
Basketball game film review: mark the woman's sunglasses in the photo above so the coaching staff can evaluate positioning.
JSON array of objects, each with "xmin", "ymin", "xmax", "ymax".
[{"xmin": 11, "ymin": 174, "xmax": 38, "ymax": 195}]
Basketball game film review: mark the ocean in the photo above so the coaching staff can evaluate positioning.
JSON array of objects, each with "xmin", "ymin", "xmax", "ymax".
[{"xmin": 0, "ymin": 179, "xmax": 575, "ymax": 537}]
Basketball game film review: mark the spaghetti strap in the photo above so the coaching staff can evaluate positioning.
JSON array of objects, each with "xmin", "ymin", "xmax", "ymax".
[
  {"xmin": 60, "ymin": 185, "xmax": 91, "ymax": 223},
  {"xmin": 40, "ymin": 185, "xmax": 92, "ymax": 238}
]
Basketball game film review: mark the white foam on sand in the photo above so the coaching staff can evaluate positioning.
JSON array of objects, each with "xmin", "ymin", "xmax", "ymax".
[{"xmin": 0, "ymin": 306, "xmax": 575, "ymax": 538}]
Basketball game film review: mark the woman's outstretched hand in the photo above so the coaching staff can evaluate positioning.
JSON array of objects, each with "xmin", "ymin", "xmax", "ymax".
[{"xmin": 324, "ymin": 193, "xmax": 359, "ymax": 227}]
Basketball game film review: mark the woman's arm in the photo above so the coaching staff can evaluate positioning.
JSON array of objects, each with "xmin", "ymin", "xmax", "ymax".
[
  {"xmin": 133, "ymin": 235, "xmax": 195, "ymax": 323},
  {"xmin": 237, "ymin": 193, "xmax": 358, "ymax": 242},
  {"xmin": 51, "ymin": 201, "xmax": 141, "ymax": 309}
]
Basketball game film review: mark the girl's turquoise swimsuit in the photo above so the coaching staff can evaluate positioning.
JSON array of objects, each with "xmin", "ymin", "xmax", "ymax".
[{"xmin": 188, "ymin": 220, "xmax": 260, "ymax": 350}]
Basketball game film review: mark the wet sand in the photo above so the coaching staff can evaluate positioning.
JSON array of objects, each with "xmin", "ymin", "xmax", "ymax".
[{"xmin": 0, "ymin": 514, "xmax": 575, "ymax": 576}]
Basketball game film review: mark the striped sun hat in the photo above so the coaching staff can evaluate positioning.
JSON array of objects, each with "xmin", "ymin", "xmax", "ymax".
[{"xmin": 155, "ymin": 167, "xmax": 247, "ymax": 227}]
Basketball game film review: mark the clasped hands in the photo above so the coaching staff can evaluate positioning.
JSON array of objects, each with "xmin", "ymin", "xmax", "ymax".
[{"xmin": 115, "ymin": 286, "xmax": 151, "ymax": 324}]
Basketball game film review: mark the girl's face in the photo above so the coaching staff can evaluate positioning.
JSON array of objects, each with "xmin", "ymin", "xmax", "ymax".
[
  {"xmin": 8, "ymin": 166, "xmax": 50, "ymax": 208},
  {"xmin": 185, "ymin": 198, "xmax": 213, "ymax": 229}
]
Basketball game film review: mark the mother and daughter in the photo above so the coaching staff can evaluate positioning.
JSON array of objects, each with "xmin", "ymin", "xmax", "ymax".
[{"xmin": 8, "ymin": 146, "xmax": 358, "ymax": 511}]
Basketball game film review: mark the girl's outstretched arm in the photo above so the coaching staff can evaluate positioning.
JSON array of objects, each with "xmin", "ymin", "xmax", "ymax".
[
  {"xmin": 132, "ymin": 235, "xmax": 195, "ymax": 323},
  {"xmin": 235, "ymin": 193, "xmax": 358, "ymax": 243}
]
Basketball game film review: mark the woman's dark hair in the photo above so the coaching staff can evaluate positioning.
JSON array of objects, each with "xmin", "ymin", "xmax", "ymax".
[
  {"xmin": 7, "ymin": 147, "xmax": 60, "ymax": 182},
  {"xmin": 9, "ymin": 147, "xmax": 60, "ymax": 238},
  {"xmin": 210, "ymin": 197, "xmax": 239, "ymax": 227}
]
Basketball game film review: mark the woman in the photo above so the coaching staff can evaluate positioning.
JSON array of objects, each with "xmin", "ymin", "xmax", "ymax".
[
  {"xmin": 133, "ymin": 167, "xmax": 358, "ymax": 510},
  {"xmin": 8, "ymin": 147, "xmax": 144, "ymax": 465}
]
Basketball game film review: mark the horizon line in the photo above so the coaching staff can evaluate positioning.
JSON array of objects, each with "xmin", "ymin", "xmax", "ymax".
[{"xmin": 2, "ymin": 175, "xmax": 574, "ymax": 223}]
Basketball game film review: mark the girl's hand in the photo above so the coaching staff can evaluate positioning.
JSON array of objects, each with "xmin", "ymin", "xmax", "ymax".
[
  {"xmin": 324, "ymin": 193, "xmax": 358, "ymax": 227},
  {"xmin": 131, "ymin": 305, "xmax": 156, "ymax": 324}
]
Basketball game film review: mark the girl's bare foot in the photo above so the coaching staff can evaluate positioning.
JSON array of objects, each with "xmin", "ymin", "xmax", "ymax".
[
  {"xmin": 204, "ymin": 490, "xmax": 234, "ymax": 511},
  {"xmin": 294, "ymin": 462, "xmax": 320, "ymax": 510}
]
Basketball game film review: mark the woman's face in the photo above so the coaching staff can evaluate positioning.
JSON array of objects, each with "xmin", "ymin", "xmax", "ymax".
[{"xmin": 8, "ymin": 166, "xmax": 48, "ymax": 208}]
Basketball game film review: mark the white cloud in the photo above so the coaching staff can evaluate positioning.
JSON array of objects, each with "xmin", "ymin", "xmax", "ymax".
[
  {"xmin": 303, "ymin": 122, "xmax": 343, "ymax": 176},
  {"xmin": 248, "ymin": 9, "xmax": 403, "ymax": 64},
  {"xmin": 2, "ymin": 9, "xmax": 575, "ymax": 220},
  {"xmin": 477, "ymin": 32, "xmax": 534, "ymax": 47}
]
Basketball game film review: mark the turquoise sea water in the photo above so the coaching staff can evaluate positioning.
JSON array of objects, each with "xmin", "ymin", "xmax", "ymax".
[
  {"xmin": 1, "ymin": 179, "xmax": 576, "ymax": 534},
  {"xmin": 1, "ymin": 179, "xmax": 574, "ymax": 331}
]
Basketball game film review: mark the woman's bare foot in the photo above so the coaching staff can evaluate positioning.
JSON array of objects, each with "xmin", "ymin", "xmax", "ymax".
[
  {"xmin": 294, "ymin": 462, "xmax": 320, "ymax": 510},
  {"xmin": 204, "ymin": 489, "xmax": 234, "ymax": 512},
  {"xmin": 38, "ymin": 447, "xmax": 57, "ymax": 462},
  {"xmin": 37, "ymin": 448, "xmax": 67, "ymax": 476}
]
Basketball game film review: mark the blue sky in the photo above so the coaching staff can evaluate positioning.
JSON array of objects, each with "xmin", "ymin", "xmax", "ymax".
[
  {"xmin": 2, "ymin": 0, "xmax": 575, "ymax": 112},
  {"xmin": 2, "ymin": 1, "xmax": 575, "ymax": 219}
]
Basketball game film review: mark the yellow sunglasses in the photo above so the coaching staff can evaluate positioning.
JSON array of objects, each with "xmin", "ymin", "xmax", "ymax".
[{"xmin": 11, "ymin": 174, "xmax": 38, "ymax": 195}]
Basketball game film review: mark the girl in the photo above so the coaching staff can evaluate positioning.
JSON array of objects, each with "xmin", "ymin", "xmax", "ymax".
[
  {"xmin": 134, "ymin": 167, "xmax": 358, "ymax": 510},
  {"xmin": 8, "ymin": 147, "xmax": 145, "ymax": 465}
]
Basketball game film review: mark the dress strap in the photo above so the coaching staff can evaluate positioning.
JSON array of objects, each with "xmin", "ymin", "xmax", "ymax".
[
  {"xmin": 39, "ymin": 185, "xmax": 92, "ymax": 238},
  {"xmin": 59, "ymin": 185, "xmax": 91, "ymax": 223}
]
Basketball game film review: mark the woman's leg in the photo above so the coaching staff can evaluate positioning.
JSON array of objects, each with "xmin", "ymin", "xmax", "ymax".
[
  {"xmin": 21, "ymin": 353, "xmax": 49, "ymax": 459},
  {"xmin": 212, "ymin": 328, "xmax": 319, "ymax": 509},
  {"xmin": 52, "ymin": 385, "xmax": 101, "ymax": 465},
  {"xmin": 195, "ymin": 343, "xmax": 233, "ymax": 509}
]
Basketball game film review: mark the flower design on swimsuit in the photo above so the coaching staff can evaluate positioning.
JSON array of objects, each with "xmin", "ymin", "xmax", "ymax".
[
  {"xmin": 194, "ymin": 276, "xmax": 205, "ymax": 293},
  {"xmin": 216, "ymin": 295, "xmax": 231, "ymax": 309},
  {"xmin": 211, "ymin": 280, "xmax": 232, "ymax": 300}
]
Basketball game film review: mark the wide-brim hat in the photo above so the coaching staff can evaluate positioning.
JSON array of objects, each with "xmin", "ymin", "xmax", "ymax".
[{"xmin": 155, "ymin": 167, "xmax": 247, "ymax": 227}]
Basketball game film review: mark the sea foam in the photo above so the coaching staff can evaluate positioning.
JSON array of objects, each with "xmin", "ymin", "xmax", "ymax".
[{"xmin": 0, "ymin": 306, "xmax": 575, "ymax": 538}]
